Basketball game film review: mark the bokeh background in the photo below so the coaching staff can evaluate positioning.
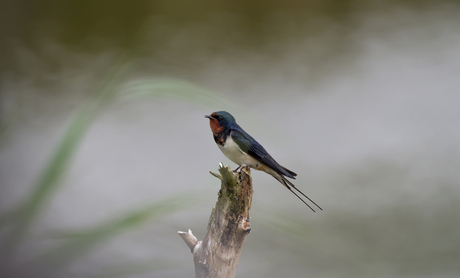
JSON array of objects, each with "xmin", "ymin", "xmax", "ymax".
[{"xmin": 1, "ymin": 0, "xmax": 460, "ymax": 277}]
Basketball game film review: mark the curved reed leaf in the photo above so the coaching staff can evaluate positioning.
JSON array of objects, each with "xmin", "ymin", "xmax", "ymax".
[
  {"xmin": 119, "ymin": 78, "xmax": 234, "ymax": 108},
  {"xmin": 0, "ymin": 59, "xmax": 228, "ymax": 275},
  {"xmin": 1, "ymin": 60, "xmax": 131, "ymax": 253},
  {"xmin": 26, "ymin": 192, "xmax": 200, "ymax": 276},
  {"xmin": 0, "ymin": 102, "xmax": 21, "ymax": 142}
]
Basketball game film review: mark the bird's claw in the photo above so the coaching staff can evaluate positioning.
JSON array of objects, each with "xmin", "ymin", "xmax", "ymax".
[{"xmin": 233, "ymin": 166, "xmax": 240, "ymax": 173}]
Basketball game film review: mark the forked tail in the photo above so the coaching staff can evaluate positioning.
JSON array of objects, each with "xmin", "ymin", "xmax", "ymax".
[{"xmin": 279, "ymin": 177, "xmax": 322, "ymax": 212}]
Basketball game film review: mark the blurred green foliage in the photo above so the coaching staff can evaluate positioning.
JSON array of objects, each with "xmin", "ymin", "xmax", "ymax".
[
  {"xmin": 1, "ymin": 0, "xmax": 460, "ymax": 277},
  {"xmin": 2, "ymin": 58, "xmax": 130, "ymax": 254},
  {"xmin": 0, "ymin": 58, "xmax": 230, "ymax": 277}
]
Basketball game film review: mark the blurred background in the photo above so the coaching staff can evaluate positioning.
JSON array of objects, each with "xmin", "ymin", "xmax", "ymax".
[{"xmin": 1, "ymin": 0, "xmax": 460, "ymax": 277}]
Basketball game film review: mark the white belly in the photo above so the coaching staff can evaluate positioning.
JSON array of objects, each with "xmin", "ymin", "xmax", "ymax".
[{"xmin": 218, "ymin": 136, "xmax": 260, "ymax": 168}]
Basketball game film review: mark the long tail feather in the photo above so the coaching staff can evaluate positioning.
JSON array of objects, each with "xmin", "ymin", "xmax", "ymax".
[
  {"xmin": 281, "ymin": 177, "xmax": 323, "ymax": 212},
  {"xmin": 283, "ymin": 182, "xmax": 316, "ymax": 212}
]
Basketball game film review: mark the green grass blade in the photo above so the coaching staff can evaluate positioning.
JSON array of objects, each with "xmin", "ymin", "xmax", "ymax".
[
  {"xmin": 120, "ymin": 78, "xmax": 233, "ymax": 108},
  {"xmin": 1, "ymin": 59, "xmax": 227, "ymax": 260},
  {"xmin": 3, "ymin": 104, "xmax": 97, "ymax": 252},
  {"xmin": 1, "ymin": 60, "xmax": 131, "ymax": 254},
  {"xmin": 0, "ymin": 101, "xmax": 21, "ymax": 142},
  {"xmin": 27, "ymin": 192, "xmax": 199, "ymax": 274}
]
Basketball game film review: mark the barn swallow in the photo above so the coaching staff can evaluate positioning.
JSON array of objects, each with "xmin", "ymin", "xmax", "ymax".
[{"xmin": 205, "ymin": 111, "xmax": 322, "ymax": 212}]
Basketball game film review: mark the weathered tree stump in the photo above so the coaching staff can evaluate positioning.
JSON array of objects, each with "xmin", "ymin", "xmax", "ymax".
[{"xmin": 179, "ymin": 163, "xmax": 253, "ymax": 278}]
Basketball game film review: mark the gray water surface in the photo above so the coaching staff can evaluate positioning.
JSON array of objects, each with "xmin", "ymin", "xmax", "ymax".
[{"xmin": 1, "ymin": 2, "xmax": 460, "ymax": 277}]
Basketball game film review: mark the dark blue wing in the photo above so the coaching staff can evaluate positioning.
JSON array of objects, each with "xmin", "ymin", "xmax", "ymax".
[{"xmin": 230, "ymin": 127, "xmax": 296, "ymax": 179}]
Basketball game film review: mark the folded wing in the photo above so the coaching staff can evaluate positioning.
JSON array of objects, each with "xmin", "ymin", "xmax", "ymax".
[{"xmin": 231, "ymin": 127, "xmax": 297, "ymax": 179}]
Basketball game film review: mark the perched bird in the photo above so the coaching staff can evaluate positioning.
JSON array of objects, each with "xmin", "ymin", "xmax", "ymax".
[{"xmin": 205, "ymin": 111, "xmax": 322, "ymax": 212}]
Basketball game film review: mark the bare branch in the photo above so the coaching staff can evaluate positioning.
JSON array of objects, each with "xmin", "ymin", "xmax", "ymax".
[{"xmin": 179, "ymin": 164, "xmax": 253, "ymax": 278}]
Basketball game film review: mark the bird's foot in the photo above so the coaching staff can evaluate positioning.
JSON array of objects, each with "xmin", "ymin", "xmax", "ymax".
[{"xmin": 233, "ymin": 165, "xmax": 248, "ymax": 173}]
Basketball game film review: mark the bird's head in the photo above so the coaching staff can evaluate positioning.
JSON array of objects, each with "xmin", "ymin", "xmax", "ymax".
[{"xmin": 205, "ymin": 111, "xmax": 236, "ymax": 134}]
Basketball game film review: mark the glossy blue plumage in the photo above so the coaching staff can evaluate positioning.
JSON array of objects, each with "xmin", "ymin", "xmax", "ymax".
[{"xmin": 205, "ymin": 111, "xmax": 321, "ymax": 212}]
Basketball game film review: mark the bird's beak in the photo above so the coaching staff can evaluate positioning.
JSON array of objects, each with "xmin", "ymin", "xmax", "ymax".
[{"xmin": 205, "ymin": 115, "xmax": 215, "ymax": 120}]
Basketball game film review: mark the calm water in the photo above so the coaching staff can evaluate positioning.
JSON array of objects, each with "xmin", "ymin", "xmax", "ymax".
[{"xmin": 1, "ymin": 1, "xmax": 460, "ymax": 277}]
